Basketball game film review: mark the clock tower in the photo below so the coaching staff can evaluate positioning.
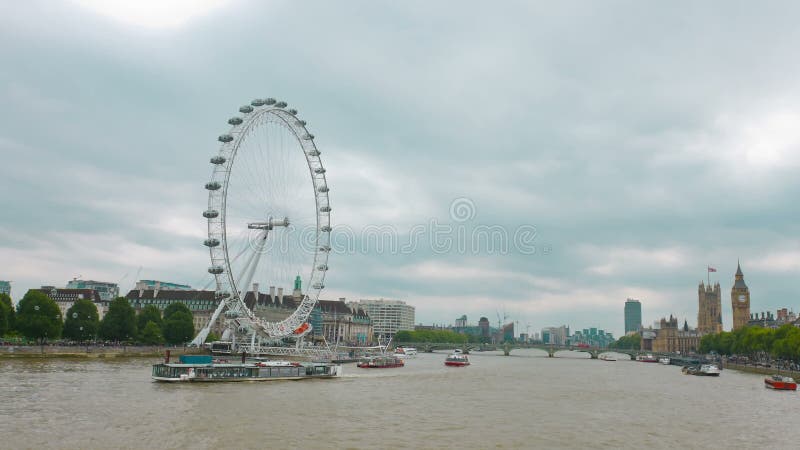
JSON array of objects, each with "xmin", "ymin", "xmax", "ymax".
[{"xmin": 731, "ymin": 261, "xmax": 750, "ymax": 331}]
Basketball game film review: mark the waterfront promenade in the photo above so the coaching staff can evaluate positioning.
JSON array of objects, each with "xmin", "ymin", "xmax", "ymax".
[{"xmin": 0, "ymin": 344, "xmax": 204, "ymax": 359}]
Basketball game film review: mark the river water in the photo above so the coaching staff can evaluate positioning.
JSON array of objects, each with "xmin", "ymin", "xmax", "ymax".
[{"xmin": 1, "ymin": 349, "xmax": 796, "ymax": 449}]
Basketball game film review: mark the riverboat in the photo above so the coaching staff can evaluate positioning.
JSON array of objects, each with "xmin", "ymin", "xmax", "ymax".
[
  {"xmin": 764, "ymin": 375, "xmax": 797, "ymax": 391},
  {"xmin": 394, "ymin": 346, "xmax": 417, "ymax": 358},
  {"xmin": 357, "ymin": 355, "xmax": 405, "ymax": 369},
  {"xmin": 151, "ymin": 354, "xmax": 341, "ymax": 382},
  {"xmin": 445, "ymin": 353, "xmax": 470, "ymax": 367},
  {"xmin": 682, "ymin": 364, "xmax": 720, "ymax": 376},
  {"xmin": 659, "ymin": 357, "xmax": 671, "ymax": 365},
  {"xmin": 599, "ymin": 354, "xmax": 616, "ymax": 361},
  {"xmin": 637, "ymin": 354, "xmax": 658, "ymax": 363}
]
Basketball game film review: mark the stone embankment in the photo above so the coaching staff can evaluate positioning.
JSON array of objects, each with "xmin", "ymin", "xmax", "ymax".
[
  {"xmin": 0, "ymin": 345, "xmax": 206, "ymax": 359},
  {"xmin": 723, "ymin": 361, "xmax": 800, "ymax": 378}
]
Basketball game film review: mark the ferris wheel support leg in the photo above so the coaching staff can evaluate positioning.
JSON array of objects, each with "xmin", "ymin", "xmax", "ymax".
[
  {"xmin": 190, "ymin": 298, "xmax": 227, "ymax": 346},
  {"xmin": 239, "ymin": 230, "xmax": 268, "ymax": 306}
]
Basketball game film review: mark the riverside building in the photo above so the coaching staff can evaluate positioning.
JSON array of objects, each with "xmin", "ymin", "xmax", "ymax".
[
  {"xmin": 697, "ymin": 281, "xmax": 723, "ymax": 334},
  {"xmin": 66, "ymin": 279, "xmax": 119, "ymax": 302},
  {"xmin": 353, "ymin": 299, "xmax": 414, "ymax": 339}
]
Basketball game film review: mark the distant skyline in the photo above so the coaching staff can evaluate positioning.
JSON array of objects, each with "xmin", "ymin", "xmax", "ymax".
[{"xmin": 2, "ymin": 1, "xmax": 800, "ymax": 337}]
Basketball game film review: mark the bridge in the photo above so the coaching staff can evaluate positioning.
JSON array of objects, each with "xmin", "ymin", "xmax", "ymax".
[{"xmin": 398, "ymin": 342, "xmax": 644, "ymax": 359}]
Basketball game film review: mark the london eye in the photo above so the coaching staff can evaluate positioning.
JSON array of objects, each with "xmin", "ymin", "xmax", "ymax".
[{"xmin": 191, "ymin": 98, "xmax": 331, "ymax": 348}]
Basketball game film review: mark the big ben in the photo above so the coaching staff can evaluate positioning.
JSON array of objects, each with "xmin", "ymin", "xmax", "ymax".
[{"xmin": 731, "ymin": 261, "xmax": 750, "ymax": 331}]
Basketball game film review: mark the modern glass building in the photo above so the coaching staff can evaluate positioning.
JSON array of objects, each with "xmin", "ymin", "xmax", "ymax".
[
  {"xmin": 134, "ymin": 280, "xmax": 192, "ymax": 291},
  {"xmin": 624, "ymin": 298, "xmax": 642, "ymax": 334},
  {"xmin": 65, "ymin": 279, "xmax": 119, "ymax": 301}
]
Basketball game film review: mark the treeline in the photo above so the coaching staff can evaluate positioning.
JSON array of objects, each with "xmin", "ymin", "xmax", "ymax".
[
  {"xmin": 0, "ymin": 291, "xmax": 197, "ymax": 345},
  {"xmin": 699, "ymin": 325, "xmax": 800, "ymax": 360},
  {"xmin": 609, "ymin": 333, "xmax": 641, "ymax": 349},
  {"xmin": 394, "ymin": 330, "xmax": 471, "ymax": 343}
]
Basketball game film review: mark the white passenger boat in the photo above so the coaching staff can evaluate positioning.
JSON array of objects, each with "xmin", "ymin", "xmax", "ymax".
[
  {"xmin": 599, "ymin": 354, "xmax": 616, "ymax": 361},
  {"xmin": 151, "ymin": 354, "xmax": 341, "ymax": 382},
  {"xmin": 659, "ymin": 357, "xmax": 671, "ymax": 365},
  {"xmin": 394, "ymin": 346, "xmax": 417, "ymax": 358}
]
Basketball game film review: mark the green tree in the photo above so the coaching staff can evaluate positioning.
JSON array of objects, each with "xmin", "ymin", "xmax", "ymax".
[
  {"xmin": 162, "ymin": 310, "xmax": 195, "ymax": 344},
  {"xmin": 163, "ymin": 302, "xmax": 191, "ymax": 321},
  {"xmin": 205, "ymin": 332, "xmax": 220, "ymax": 343},
  {"xmin": 139, "ymin": 320, "xmax": 165, "ymax": 345},
  {"xmin": 15, "ymin": 290, "xmax": 63, "ymax": 344},
  {"xmin": 610, "ymin": 333, "xmax": 641, "ymax": 350},
  {"xmin": 99, "ymin": 297, "xmax": 137, "ymax": 342},
  {"xmin": 394, "ymin": 330, "xmax": 413, "ymax": 342},
  {"xmin": 0, "ymin": 293, "xmax": 15, "ymax": 335},
  {"xmin": 137, "ymin": 305, "xmax": 162, "ymax": 333},
  {"xmin": 63, "ymin": 299, "xmax": 100, "ymax": 341}
]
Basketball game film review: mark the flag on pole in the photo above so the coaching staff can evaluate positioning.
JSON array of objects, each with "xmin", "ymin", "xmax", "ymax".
[{"xmin": 708, "ymin": 266, "xmax": 717, "ymax": 272}]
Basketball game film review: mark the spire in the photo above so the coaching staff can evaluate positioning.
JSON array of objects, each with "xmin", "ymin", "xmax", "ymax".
[{"xmin": 736, "ymin": 260, "xmax": 743, "ymax": 277}]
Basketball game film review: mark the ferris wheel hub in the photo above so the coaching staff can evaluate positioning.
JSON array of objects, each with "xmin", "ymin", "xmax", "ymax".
[{"xmin": 247, "ymin": 216, "xmax": 290, "ymax": 230}]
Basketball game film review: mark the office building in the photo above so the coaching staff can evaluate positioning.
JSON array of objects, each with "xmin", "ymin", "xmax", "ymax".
[
  {"xmin": 353, "ymin": 299, "xmax": 415, "ymax": 338},
  {"xmin": 624, "ymin": 298, "xmax": 642, "ymax": 334}
]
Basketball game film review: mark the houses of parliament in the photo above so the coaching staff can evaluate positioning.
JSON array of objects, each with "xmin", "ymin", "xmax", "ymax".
[
  {"xmin": 697, "ymin": 261, "xmax": 750, "ymax": 333},
  {"xmin": 645, "ymin": 262, "xmax": 752, "ymax": 353}
]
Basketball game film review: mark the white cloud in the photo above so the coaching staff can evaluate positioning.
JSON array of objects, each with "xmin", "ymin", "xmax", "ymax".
[
  {"xmin": 580, "ymin": 245, "xmax": 694, "ymax": 276},
  {"xmin": 70, "ymin": 0, "xmax": 231, "ymax": 30}
]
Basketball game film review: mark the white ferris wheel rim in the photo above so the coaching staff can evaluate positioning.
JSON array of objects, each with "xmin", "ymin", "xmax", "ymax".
[{"xmin": 203, "ymin": 98, "xmax": 330, "ymax": 338}]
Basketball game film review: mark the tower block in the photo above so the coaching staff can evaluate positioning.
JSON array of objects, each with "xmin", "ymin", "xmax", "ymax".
[{"xmin": 731, "ymin": 262, "xmax": 750, "ymax": 331}]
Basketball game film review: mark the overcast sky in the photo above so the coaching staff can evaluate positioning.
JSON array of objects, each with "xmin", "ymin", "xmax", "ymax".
[{"xmin": 2, "ymin": 1, "xmax": 800, "ymax": 337}]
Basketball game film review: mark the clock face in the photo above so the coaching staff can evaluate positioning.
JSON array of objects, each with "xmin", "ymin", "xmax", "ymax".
[{"xmin": 738, "ymin": 294, "xmax": 746, "ymax": 302}]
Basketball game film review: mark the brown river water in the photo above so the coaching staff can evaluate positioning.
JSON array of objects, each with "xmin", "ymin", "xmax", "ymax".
[{"xmin": 1, "ymin": 349, "xmax": 797, "ymax": 449}]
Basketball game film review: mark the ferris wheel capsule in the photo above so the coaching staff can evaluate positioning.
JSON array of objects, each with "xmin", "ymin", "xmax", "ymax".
[
  {"xmin": 218, "ymin": 134, "xmax": 233, "ymax": 143},
  {"xmin": 274, "ymin": 101, "xmax": 287, "ymax": 108},
  {"xmin": 251, "ymin": 99, "xmax": 266, "ymax": 106},
  {"xmin": 228, "ymin": 117, "xmax": 243, "ymax": 126},
  {"xmin": 205, "ymin": 181, "xmax": 221, "ymax": 190},
  {"xmin": 239, "ymin": 105, "xmax": 254, "ymax": 113}
]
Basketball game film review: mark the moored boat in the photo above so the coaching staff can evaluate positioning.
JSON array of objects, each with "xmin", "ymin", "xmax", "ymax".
[
  {"xmin": 445, "ymin": 353, "xmax": 470, "ymax": 367},
  {"xmin": 637, "ymin": 354, "xmax": 658, "ymax": 363},
  {"xmin": 357, "ymin": 355, "xmax": 405, "ymax": 368},
  {"xmin": 764, "ymin": 375, "xmax": 797, "ymax": 391},
  {"xmin": 394, "ymin": 346, "xmax": 417, "ymax": 358},
  {"xmin": 151, "ymin": 354, "xmax": 341, "ymax": 382},
  {"xmin": 659, "ymin": 357, "xmax": 671, "ymax": 365},
  {"xmin": 682, "ymin": 364, "xmax": 720, "ymax": 376},
  {"xmin": 599, "ymin": 354, "xmax": 616, "ymax": 361}
]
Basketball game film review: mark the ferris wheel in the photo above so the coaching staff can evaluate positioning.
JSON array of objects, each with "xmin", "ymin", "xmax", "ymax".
[{"xmin": 191, "ymin": 98, "xmax": 331, "ymax": 346}]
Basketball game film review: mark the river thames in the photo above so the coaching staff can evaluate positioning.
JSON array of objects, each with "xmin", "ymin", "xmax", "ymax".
[{"xmin": 1, "ymin": 349, "xmax": 796, "ymax": 449}]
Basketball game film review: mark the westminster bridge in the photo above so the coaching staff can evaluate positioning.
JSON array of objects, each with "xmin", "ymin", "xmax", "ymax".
[{"xmin": 400, "ymin": 342, "xmax": 658, "ymax": 359}]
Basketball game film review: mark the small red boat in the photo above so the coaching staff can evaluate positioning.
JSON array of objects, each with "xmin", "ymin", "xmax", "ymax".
[
  {"xmin": 444, "ymin": 353, "xmax": 470, "ymax": 367},
  {"xmin": 764, "ymin": 375, "xmax": 797, "ymax": 391}
]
